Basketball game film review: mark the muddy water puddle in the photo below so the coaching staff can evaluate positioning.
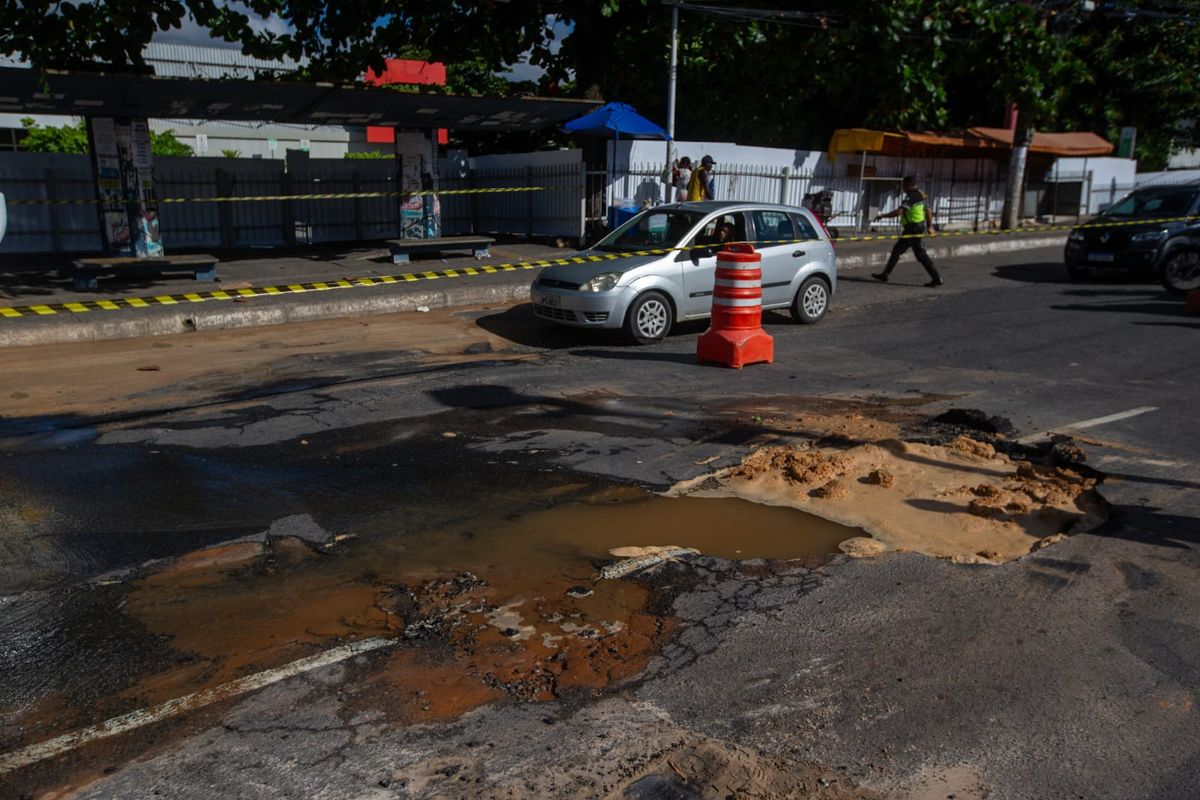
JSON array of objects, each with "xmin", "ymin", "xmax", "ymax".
[{"xmin": 3, "ymin": 485, "xmax": 857, "ymax": 753}]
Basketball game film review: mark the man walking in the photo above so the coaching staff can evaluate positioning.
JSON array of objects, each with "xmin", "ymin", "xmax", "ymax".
[
  {"xmin": 871, "ymin": 176, "xmax": 943, "ymax": 287},
  {"xmin": 686, "ymin": 155, "xmax": 716, "ymax": 201}
]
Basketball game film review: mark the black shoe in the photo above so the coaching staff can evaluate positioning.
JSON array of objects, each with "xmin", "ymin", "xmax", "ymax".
[
  {"xmin": 872, "ymin": 272, "xmax": 889, "ymax": 282},
  {"xmin": 926, "ymin": 278, "xmax": 944, "ymax": 287}
]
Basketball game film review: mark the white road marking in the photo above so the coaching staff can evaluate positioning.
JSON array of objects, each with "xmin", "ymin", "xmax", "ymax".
[
  {"xmin": 0, "ymin": 637, "xmax": 396, "ymax": 775},
  {"xmin": 1018, "ymin": 406, "xmax": 1158, "ymax": 444}
]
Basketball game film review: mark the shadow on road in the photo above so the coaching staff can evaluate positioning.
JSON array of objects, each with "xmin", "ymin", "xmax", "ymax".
[
  {"xmin": 1094, "ymin": 504, "xmax": 1200, "ymax": 550},
  {"xmin": 992, "ymin": 262, "xmax": 1157, "ymax": 287},
  {"xmin": 568, "ymin": 349, "xmax": 698, "ymax": 365},
  {"xmin": 1049, "ymin": 299, "xmax": 1192, "ymax": 319},
  {"xmin": 474, "ymin": 304, "xmax": 622, "ymax": 350},
  {"xmin": 1131, "ymin": 320, "xmax": 1200, "ymax": 330}
]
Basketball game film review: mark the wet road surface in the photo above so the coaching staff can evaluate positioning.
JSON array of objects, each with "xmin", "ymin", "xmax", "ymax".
[{"xmin": 2, "ymin": 246, "xmax": 1199, "ymax": 799}]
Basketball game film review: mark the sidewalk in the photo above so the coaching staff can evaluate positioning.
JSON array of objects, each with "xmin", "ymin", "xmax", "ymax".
[{"xmin": 0, "ymin": 232, "xmax": 1066, "ymax": 347}]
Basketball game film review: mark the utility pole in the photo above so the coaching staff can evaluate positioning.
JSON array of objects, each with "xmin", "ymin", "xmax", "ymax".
[
  {"xmin": 1002, "ymin": 113, "xmax": 1033, "ymax": 230},
  {"xmin": 665, "ymin": 3, "xmax": 679, "ymax": 199}
]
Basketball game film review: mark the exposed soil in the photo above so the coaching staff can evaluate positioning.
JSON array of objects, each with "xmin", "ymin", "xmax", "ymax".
[
  {"xmin": 0, "ymin": 304, "xmax": 530, "ymax": 422},
  {"xmin": 678, "ymin": 434, "xmax": 1107, "ymax": 563},
  {"xmin": 3, "ymin": 489, "xmax": 858, "ymax": 752}
]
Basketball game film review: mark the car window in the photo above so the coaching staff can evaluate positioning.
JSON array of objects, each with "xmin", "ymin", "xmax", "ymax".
[
  {"xmin": 677, "ymin": 213, "xmax": 749, "ymax": 260},
  {"xmin": 594, "ymin": 209, "xmax": 706, "ymax": 252},
  {"xmin": 1104, "ymin": 189, "xmax": 1199, "ymax": 219},
  {"xmin": 790, "ymin": 213, "xmax": 819, "ymax": 240},
  {"xmin": 750, "ymin": 210, "xmax": 796, "ymax": 245}
]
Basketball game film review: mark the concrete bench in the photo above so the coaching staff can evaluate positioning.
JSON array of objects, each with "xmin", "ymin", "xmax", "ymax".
[
  {"xmin": 69, "ymin": 255, "xmax": 218, "ymax": 291},
  {"xmin": 386, "ymin": 236, "xmax": 493, "ymax": 265}
]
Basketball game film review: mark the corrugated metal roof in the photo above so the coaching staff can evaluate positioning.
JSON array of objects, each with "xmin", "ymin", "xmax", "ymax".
[
  {"xmin": 0, "ymin": 43, "xmax": 302, "ymax": 77},
  {"xmin": 143, "ymin": 42, "xmax": 303, "ymax": 78}
]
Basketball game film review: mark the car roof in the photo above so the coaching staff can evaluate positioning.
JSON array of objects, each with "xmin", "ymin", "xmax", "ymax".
[{"xmin": 660, "ymin": 200, "xmax": 811, "ymax": 215}]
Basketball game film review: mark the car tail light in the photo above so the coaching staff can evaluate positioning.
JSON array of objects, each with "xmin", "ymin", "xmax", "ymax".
[{"xmin": 811, "ymin": 212, "xmax": 834, "ymax": 246}]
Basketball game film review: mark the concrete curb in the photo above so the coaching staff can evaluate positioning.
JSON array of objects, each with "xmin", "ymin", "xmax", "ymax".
[
  {"xmin": 0, "ymin": 234, "xmax": 1066, "ymax": 348},
  {"xmin": 836, "ymin": 234, "xmax": 1065, "ymax": 270}
]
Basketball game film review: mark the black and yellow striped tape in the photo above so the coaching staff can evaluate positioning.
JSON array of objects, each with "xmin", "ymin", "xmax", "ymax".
[
  {"xmin": 0, "ymin": 214, "xmax": 1194, "ymax": 320},
  {"xmin": 2, "ymin": 186, "xmax": 546, "ymax": 207}
]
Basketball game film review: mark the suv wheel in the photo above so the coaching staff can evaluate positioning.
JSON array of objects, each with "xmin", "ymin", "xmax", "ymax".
[
  {"xmin": 792, "ymin": 276, "xmax": 829, "ymax": 324},
  {"xmin": 1160, "ymin": 249, "xmax": 1200, "ymax": 294},
  {"xmin": 625, "ymin": 291, "xmax": 673, "ymax": 344}
]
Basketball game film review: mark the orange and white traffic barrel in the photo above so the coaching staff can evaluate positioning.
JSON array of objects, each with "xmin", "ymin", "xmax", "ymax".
[{"xmin": 697, "ymin": 243, "xmax": 774, "ymax": 368}]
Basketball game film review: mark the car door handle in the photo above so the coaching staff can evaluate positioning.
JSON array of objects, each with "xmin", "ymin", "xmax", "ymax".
[{"xmin": 792, "ymin": 250, "xmax": 806, "ymax": 257}]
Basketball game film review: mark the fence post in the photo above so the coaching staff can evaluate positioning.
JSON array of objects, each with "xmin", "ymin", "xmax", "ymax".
[
  {"xmin": 351, "ymin": 170, "xmax": 364, "ymax": 241},
  {"xmin": 525, "ymin": 166, "xmax": 535, "ymax": 238},
  {"xmin": 578, "ymin": 162, "xmax": 587, "ymax": 245},
  {"xmin": 44, "ymin": 167, "xmax": 63, "ymax": 253},
  {"xmin": 216, "ymin": 169, "xmax": 236, "ymax": 248},
  {"xmin": 469, "ymin": 169, "xmax": 480, "ymax": 235},
  {"xmin": 778, "ymin": 167, "xmax": 790, "ymax": 205},
  {"xmin": 280, "ymin": 170, "xmax": 296, "ymax": 246}
]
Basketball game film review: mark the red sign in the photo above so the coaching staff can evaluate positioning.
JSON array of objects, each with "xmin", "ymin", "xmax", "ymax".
[{"xmin": 366, "ymin": 59, "xmax": 448, "ymax": 145}]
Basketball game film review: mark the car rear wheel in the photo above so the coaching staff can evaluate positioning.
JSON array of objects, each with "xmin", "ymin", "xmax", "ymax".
[
  {"xmin": 625, "ymin": 291, "xmax": 673, "ymax": 344},
  {"xmin": 1160, "ymin": 250, "xmax": 1200, "ymax": 294},
  {"xmin": 792, "ymin": 276, "xmax": 829, "ymax": 324}
]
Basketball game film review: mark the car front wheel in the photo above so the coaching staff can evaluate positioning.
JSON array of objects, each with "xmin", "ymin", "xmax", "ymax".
[
  {"xmin": 625, "ymin": 291, "xmax": 673, "ymax": 344},
  {"xmin": 792, "ymin": 276, "xmax": 829, "ymax": 324},
  {"xmin": 1160, "ymin": 249, "xmax": 1200, "ymax": 294}
]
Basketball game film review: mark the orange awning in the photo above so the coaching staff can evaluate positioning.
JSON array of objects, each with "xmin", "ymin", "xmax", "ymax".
[
  {"xmin": 968, "ymin": 127, "xmax": 1114, "ymax": 156},
  {"xmin": 829, "ymin": 127, "xmax": 1114, "ymax": 160}
]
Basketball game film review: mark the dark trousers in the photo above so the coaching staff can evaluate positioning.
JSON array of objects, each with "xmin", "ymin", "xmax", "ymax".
[{"xmin": 882, "ymin": 224, "xmax": 941, "ymax": 280}]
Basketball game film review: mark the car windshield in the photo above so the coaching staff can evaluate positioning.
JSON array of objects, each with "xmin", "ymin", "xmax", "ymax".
[
  {"xmin": 1103, "ymin": 189, "xmax": 1198, "ymax": 219},
  {"xmin": 593, "ymin": 209, "xmax": 707, "ymax": 252}
]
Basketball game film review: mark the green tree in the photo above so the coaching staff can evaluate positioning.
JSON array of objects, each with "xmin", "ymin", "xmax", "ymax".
[
  {"xmin": 19, "ymin": 117, "xmax": 89, "ymax": 153},
  {"xmin": 19, "ymin": 118, "xmax": 194, "ymax": 157},
  {"xmin": 220, "ymin": 148, "xmax": 242, "ymax": 158},
  {"xmin": 151, "ymin": 129, "xmax": 194, "ymax": 157}
]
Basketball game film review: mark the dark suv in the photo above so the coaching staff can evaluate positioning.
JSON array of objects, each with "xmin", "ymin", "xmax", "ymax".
[{"xmin": 1064, "ymin": 184, "xmax": 1200, "ymax": 284}]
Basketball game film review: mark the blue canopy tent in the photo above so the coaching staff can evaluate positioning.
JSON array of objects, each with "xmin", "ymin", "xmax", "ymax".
[{"xmin": 563, "ymin": 102, "xmax": 671, "ymax": 227}]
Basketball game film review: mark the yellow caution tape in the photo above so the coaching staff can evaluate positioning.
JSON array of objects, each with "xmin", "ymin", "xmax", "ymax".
[
  {"xmin": 0, "ymin": 215, "xmax": 1194, "ymax": 320},
  {"xmin": 2, "ymin": 187, "xmax": 547, "ymax": 206}
]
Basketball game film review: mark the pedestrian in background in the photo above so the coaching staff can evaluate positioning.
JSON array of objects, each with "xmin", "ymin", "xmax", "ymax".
[
  {"xmin": 674, "ymin": 156, "xmax": 693, "ymax": 202},
  {"xmin": 687, "ymin": 155, "xmax": 716, "ymax": 201},
  {"xmin": 872, "ymin": 175, "xmax": 943, "ymax": 287}
]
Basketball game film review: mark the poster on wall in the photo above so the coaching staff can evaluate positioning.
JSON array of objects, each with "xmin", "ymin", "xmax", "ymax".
[
  {"xmin": 395, "ymin": 131, "xmax": 440, "ymax": 240},
  {"xmin": 88, "ymin": 117, "xmax": 131, "ymax": 253},
  {"xmin": 129, "ymin": 120, "xmax": 163, "ymax": 257}
]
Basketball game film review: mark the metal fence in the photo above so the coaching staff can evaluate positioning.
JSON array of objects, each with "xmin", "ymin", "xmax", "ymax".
[
  {"xmin": 615, "ymin": 162, "xmax": 1010, "ymax": 234},
  {"xmin": 438, "ymin": 162, "xmax": 585, "ymax": 240},
  {"xmin": 0, "ymin": 150, "xmax": 1183, "ymax": 255}
]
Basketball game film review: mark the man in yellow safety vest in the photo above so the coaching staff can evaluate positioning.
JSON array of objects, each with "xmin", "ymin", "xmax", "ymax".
[{"xmin": 871, "ymin": 175, "xmax": 943, "ymax": 287}]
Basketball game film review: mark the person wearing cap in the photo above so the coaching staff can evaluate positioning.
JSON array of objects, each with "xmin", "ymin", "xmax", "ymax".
[
  {"xmin": 871, "ymin": 175, "xmax": 943, "ymax": 287},
  {"xmin": 686, "ymin": 155, "xmax": 716, "ymax": 201}
]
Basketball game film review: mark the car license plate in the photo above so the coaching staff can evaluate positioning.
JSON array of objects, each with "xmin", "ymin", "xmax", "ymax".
[
  {"xmin": 1088, "ymin": 252, "xmax": 1115, "ymax": 263},
  {"xmin": 538, "ymin": 295, "xmax": 561, "ymax": 308}
]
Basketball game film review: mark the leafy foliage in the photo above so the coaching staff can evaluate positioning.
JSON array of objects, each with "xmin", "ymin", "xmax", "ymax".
[
  {"xmin": 220, "ymin": 148, "xmax": 242, "ymax": 158},
  {"xmin": 20, "ymin": 119, "xmax": 194, "ymax": 157},
  {"xmin": 3, "ymin": 1, "xmax": 1199, "ymax": 165},
  {"xmin": 20, "ymin": 117, "xmax": 89, "ymax": 153},
  {"xmin": 152, "ymin": 129, "xmax": 194, "ymax": 157}
]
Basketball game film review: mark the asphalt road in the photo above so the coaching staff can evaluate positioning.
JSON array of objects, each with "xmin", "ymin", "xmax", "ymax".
[{"xmin": 1, "ymin": 245, "xmax": 1198, "ymax": 799}]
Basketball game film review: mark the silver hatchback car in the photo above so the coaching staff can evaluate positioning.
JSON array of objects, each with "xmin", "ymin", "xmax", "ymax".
[{"xmin": 530, "ymin": 201, "xmax": 837, "ymax": 343}]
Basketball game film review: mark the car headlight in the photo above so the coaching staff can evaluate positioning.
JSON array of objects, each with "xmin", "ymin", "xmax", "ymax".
[
  {"xmin": 581, "ymin": 272, "xmax": 621, "ymax": 292},
  {"xmin": 1130, "ymin": 229, "xmax": 1168, "ymax": 242},
  {"xmin": 1068, "ymin": 231, "xmax": 1085, "ymax": 243}
]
